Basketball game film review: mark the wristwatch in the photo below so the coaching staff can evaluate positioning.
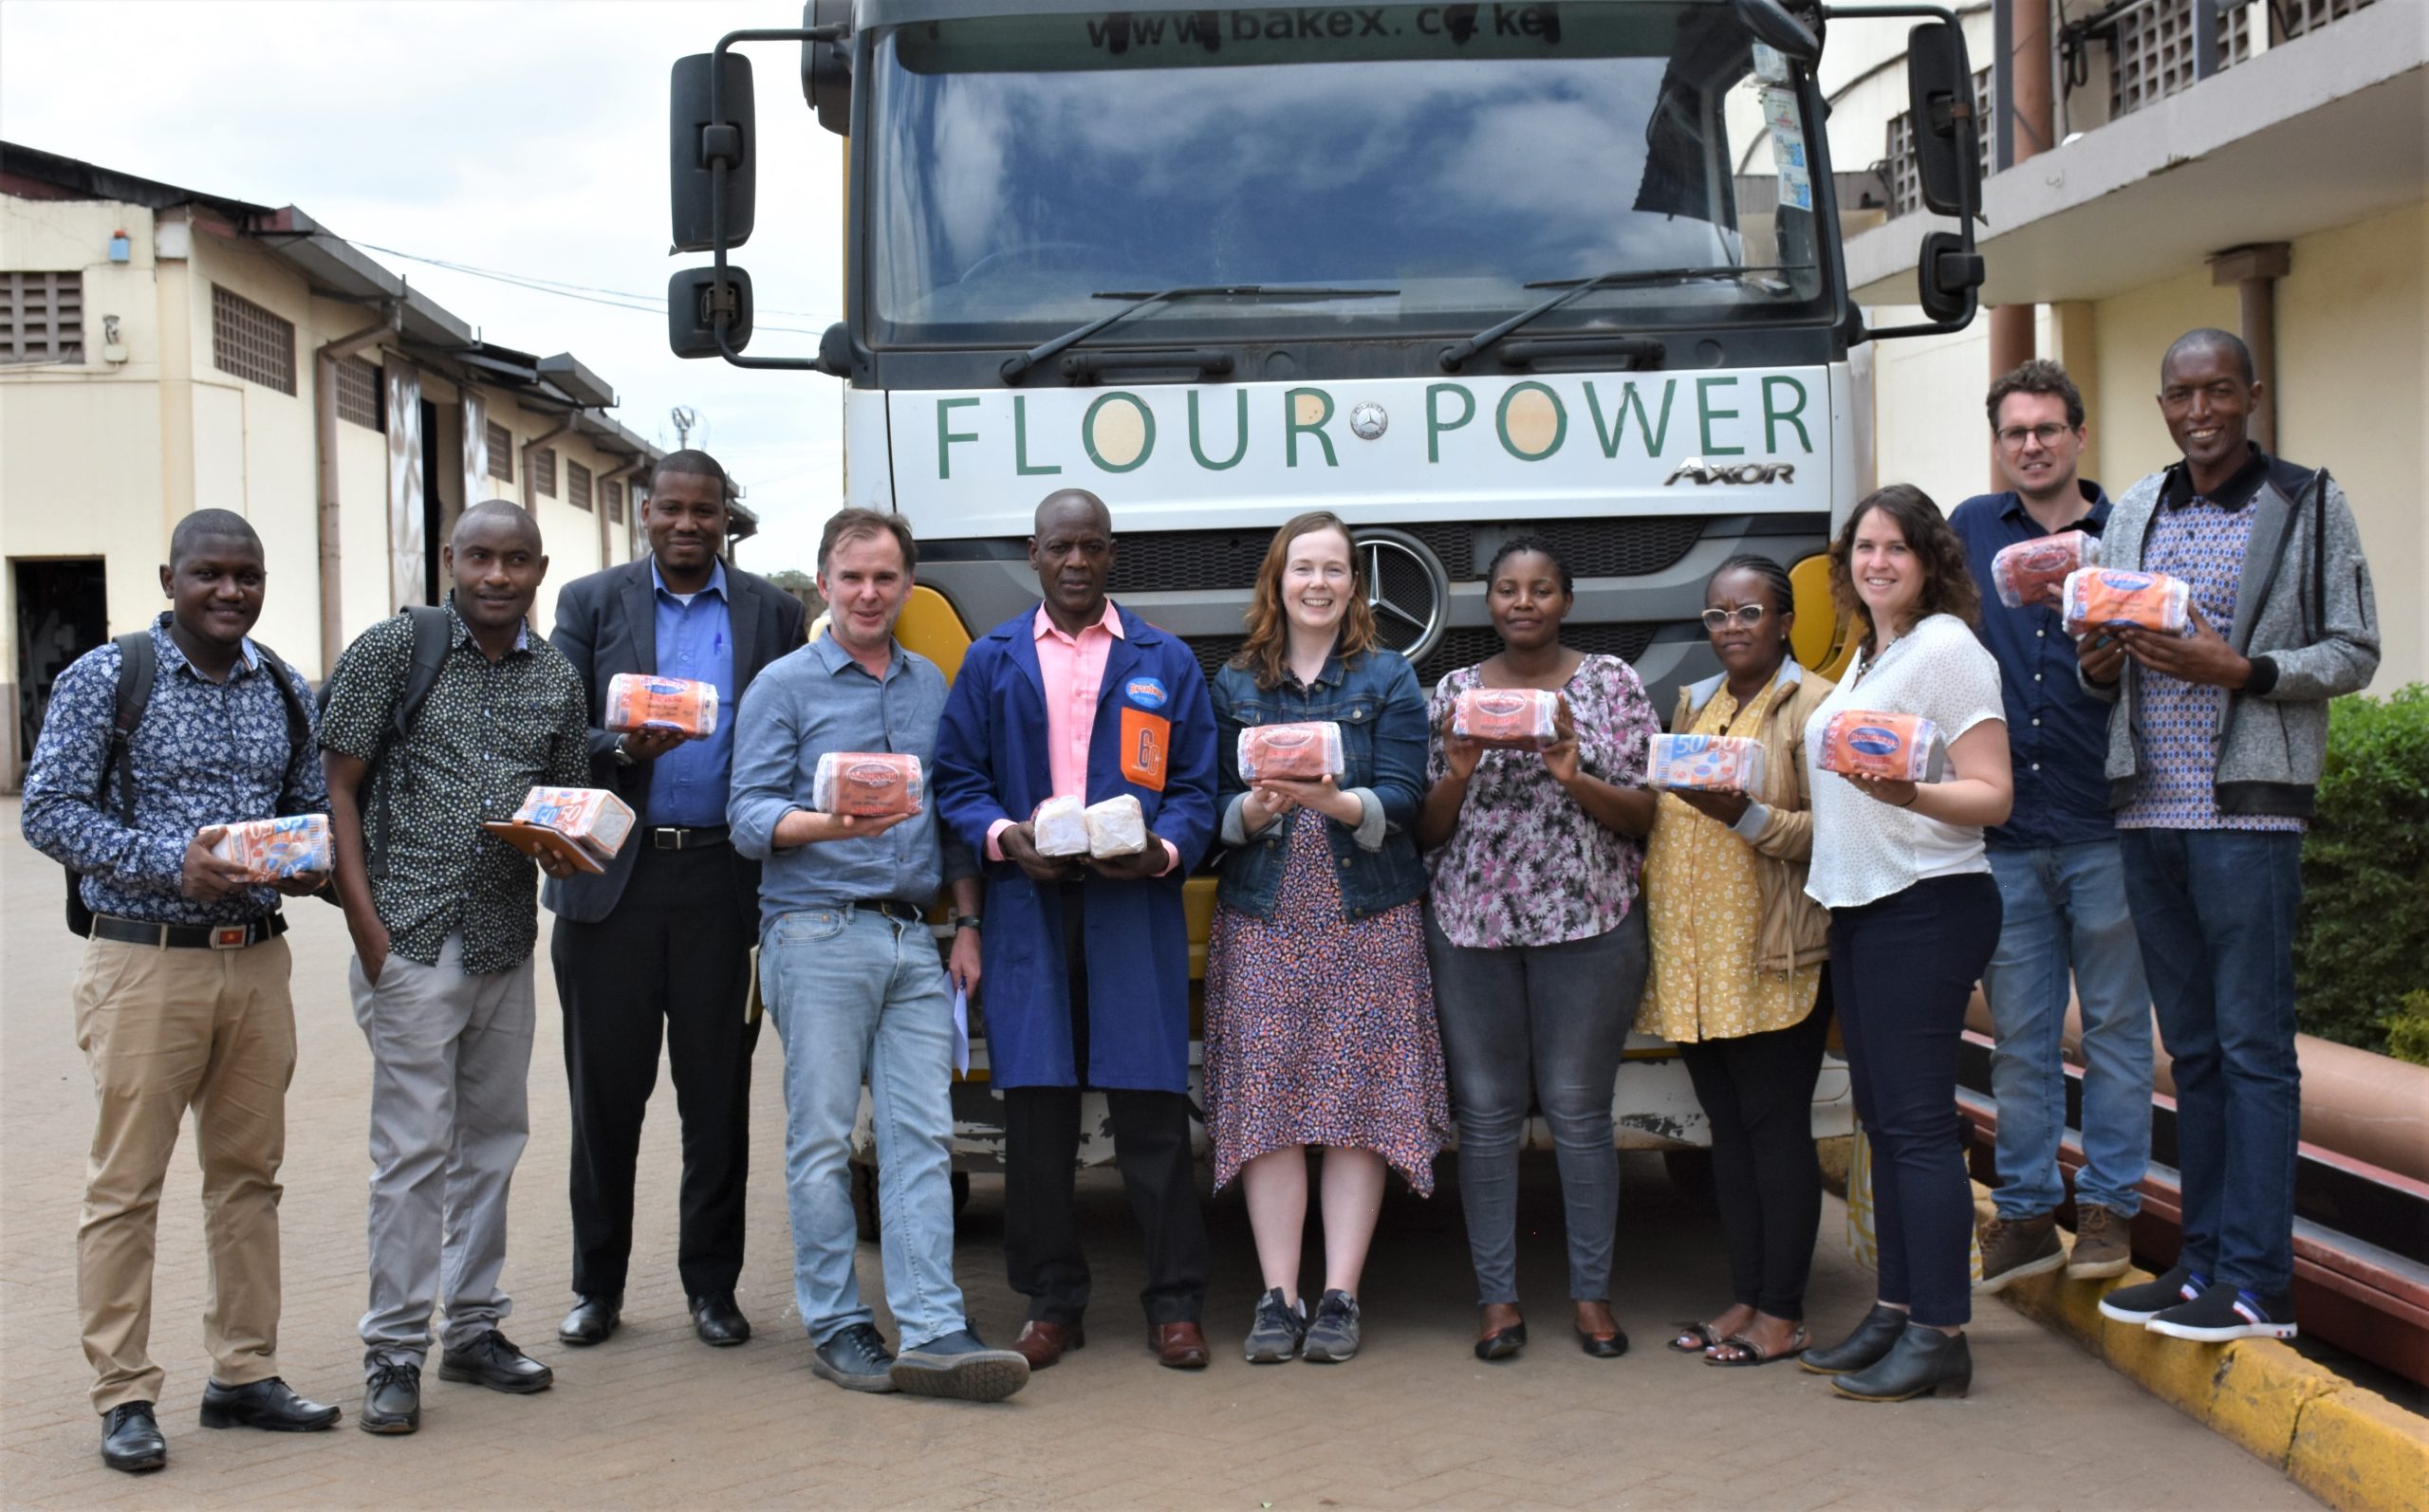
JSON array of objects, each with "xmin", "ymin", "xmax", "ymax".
[
  {"xmin": 611, "ymin": 733, "xmax": 637, "ymax": 767},
  {"xmin": 954, "ymin": 914, "xmax": 983, "ymax": 932}
]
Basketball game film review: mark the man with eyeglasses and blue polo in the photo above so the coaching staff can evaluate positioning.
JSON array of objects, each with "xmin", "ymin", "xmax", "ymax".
[{"xmin": 1948, "ymin": 359, "xmax": 2154, "ymax": 1297}]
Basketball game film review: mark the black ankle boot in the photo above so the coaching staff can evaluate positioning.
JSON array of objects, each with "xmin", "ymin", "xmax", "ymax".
[
  {"xmin": 1828, "ymin": 1323, "xmax": 1972, "ymax": 1402},
  {"xmin": 1799, "ymin": 1303, "xmax": 1907, "ymax": 1375}
]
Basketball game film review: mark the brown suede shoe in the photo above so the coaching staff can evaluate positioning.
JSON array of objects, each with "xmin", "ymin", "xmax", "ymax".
[
  {"xmin": 1150, "ymin": 1321, "xmax": 1210, "ymax": 1370},
  {"xmin": 1974, "ymin": 1211, "xmax": 2066, "ymax": 1294},
  {"xmin": 1011, "ymin": 1320, "xmax": 1083, "ymax": 1370},
  {"xmin": 2067, "ymin": 1204, "xmax": 2134, "ymax": 1280}
]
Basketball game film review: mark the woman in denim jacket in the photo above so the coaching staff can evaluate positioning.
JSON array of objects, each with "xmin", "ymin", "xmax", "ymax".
[{"xmin": 1204, "ymin": 511, "xmax": 1450, "ymax": 1367}]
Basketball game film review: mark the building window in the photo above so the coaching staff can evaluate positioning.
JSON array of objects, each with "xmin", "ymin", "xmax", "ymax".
[
  {"xmin": 568, "ymin": 459, "xmax": 594, "ymax": 512},
  {"xmin": 334, "ymin": 354, "xmax": 382, "ymax": 431},
  {"xmin": 211, "ymin": 285, "xmax": 296, "ymax": 395},
  {"xmin": 603, "ymin": 479, "xmax": 625, "ymax": 525},
  {"xmin": 0, "ymin": 271, "xmax": 84, "ymax": 363},
  {"xmin": 2277, "ymin": 0, "xmax": 2374, "ymax": 39},
  {"xmin": 1883, "ymin": 67, "xmax": 1992, "ymax": 217},
  {"xmin": 532, "ymin": 446, "xmax": 557, "ymax": 498},
  {"xmin": 486, "ymin": 419, "xmax": 513, "ymax": 482}
]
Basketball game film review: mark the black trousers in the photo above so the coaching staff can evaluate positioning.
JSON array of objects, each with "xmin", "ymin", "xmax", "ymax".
[
  {"xmin": 552, "ymin": 840, "xmax": 760, "ymax": 1299},
  {"xmin": 1676, "ymin": 976, "xmax": 1834, "ymax": 1319},
  {"xmin": 1000, "ymin": 884, "xmax": 1208, "ymax": 1328}
]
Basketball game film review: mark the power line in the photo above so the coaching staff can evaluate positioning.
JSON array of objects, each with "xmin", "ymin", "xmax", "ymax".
[{"xmin": 355, "ymin": 241, "xmax": 836, "ymax": 335}]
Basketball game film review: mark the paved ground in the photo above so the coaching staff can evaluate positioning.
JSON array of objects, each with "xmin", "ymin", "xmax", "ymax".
[{"xmin": 0, "ymin": 802, "xmax": 2314, "ymax": 1510}]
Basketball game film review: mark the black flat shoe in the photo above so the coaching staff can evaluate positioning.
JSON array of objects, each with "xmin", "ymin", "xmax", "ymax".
[
  {"xmin": 101, "ymin": 1402, "xmax": 165, "ymax": 1472},
  {"xmin": 1474, "ymin": 1321, "xmax": 1528, "ymax": 1361},
  {"xmin": 1801, "ymin": 1303, "xmax": 1908, "ymax": 1375},
  {"xmin": 690, "ymin": 1291, "xmax": 751, "ymax": 1347},
  {"xmin": 1829, "ymin": 1324, "xmax": 1972, "ymax": 1402},
  {"xmin": 199, "ymin": 1376, "xmax": 341, "ymax": 1431},
  {"xmin": 1575, "ymin": 1323, "xmax": 1628, "ymax": 1358},
  {"xmin": 558, "ymin": 1294, "xmax": 621, "ymax": 1347}
]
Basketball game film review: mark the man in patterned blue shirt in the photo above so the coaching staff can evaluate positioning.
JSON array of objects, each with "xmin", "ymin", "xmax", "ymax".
[
  {"xmin": 2078, "ymin": 329, "xmax": 2379, "ymax": 1345},
  {"xmin": 22, "ymin": 508, "xmax": 343, "ymax": 1473}
]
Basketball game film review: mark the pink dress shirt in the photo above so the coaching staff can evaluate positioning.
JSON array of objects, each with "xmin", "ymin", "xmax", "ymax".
[{"xmin": 988, "ymin": 600, "xmax": 1178, "ymax": 875}]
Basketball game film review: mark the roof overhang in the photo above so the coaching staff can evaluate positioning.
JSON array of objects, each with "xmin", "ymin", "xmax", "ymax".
[{"xmin": 1846, "ymin": 2, "xmax": 2426, "ymax": 308}]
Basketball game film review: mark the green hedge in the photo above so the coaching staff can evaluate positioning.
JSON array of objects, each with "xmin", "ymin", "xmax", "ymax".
[{"xmin": 2293, "ymin": 684, "xmax": 2429, "ymax": 1059}]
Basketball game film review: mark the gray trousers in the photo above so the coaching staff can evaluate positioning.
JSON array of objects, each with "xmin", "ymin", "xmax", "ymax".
[{"xmin": 349, "ymin": 934, "xmax": 535, "ymax": 1367}]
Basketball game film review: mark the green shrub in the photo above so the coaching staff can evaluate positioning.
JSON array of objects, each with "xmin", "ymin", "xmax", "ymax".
[
  {"xmin": 2294, "ymin": 685, "xmax": 2429, "ymax": 1055},
  {"xmin": 2383, "ymin": 991, "xmax": 2429, "ymax": 1068}
]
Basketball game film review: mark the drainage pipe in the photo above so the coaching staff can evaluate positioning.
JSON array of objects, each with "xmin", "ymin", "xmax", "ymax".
[{"xmin": 314, "ymin": 303, "xmax": 401, "ymax": 678}]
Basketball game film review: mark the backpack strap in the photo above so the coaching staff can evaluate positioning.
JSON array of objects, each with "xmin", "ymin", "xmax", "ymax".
[
  {"xmin": 103, "ymin": 632, "xmax": 157, "ymax": 826},
  {"xmin": 352, "ymin": 604, "xmax": 455, "ymax": 879},
  {"xmin": 250, "ymin": 642, "xmax": 314, "ymax": 789}
]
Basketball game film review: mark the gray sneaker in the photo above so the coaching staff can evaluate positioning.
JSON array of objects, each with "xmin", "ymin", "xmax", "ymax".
[
  {"xmin": 1303, "ymin": 1290, "xmax": 1362, "ymax": 1363},
  {"xmin": 1243, "ymin": 1288, "xmax": 1307, "ymax": 1364},
  {"xmin": 888, "ymin": 1326, "xmax": 1029, "ymax": 1402}
]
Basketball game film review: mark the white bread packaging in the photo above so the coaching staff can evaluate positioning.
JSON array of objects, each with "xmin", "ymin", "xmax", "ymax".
[
  {"xmin": 483, "ymin": 787, "xmax": 637, "ymax": 874},
  {"xmin": 1031, "ymin": 794, "xmax": 1090, "ymax": 857},
  {"xmin": 1084, "ymin": 795, "xmax": 1147, "ymax": 857},
  {"xmin": 209, "ymin": 814, "xmax": 333, "ymax": 880}
]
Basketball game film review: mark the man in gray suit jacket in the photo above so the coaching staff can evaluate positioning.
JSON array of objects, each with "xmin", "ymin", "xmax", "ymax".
[{"xmin": 543, "ymin": 450, "xmax": 807, "ymax": 1350}]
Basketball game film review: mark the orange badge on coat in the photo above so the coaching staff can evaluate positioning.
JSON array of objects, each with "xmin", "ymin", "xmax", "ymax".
[{"xmin": 1120, "ymin": 707, "xmax": 1170, "ymax": 790}]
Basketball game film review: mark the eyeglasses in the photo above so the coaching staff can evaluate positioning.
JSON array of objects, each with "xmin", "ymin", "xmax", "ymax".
[
  {"xmin": 1996, "ymin": 423, "xmax": 2074, "ymax": 449},
  {"xmin": 1700, "ymin": 605, "xmax": 1769, "ymax": 629}
]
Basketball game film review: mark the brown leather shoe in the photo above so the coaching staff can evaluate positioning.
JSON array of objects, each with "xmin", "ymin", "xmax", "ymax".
[
  {"xmin": 1011, "ymin": 1319, "xmax": 1083, "ymax": 1370},
  {"xmin": 1151, "ymin": 1321, "xmax": 1210, "ymax": 1370}
]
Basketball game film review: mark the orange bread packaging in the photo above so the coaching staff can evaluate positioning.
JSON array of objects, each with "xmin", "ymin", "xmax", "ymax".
[
  {"xmin": 1817, "ymin": 710, "xmax": 1948, "ymax": 783},
  {"xmin": 1237, "ymin": 721, "xmax": 1344, "ymax": 783},
  {"xmin": 604, "ymin": 673, "xmax": 720, "ymax": 739},
  {"xmin": 1990, "ymin": 530, "xmax": 2098, "ymax": 609},
  {"xmin": 1453, "ymin": 687, "xmax": 1561, "ymax": 747},
  {"xmin": 208, "ymin": 814, "xmax": 333, "ymax": 880},
  {"xmin": 483, "ymin": 786, "xmax": 636, "ymax": 874},
  {"xmin": 2062, "ymin": 567, "xmax": 2193, "ymax": 636},
  {"xmin": 811, "ymin": 752, "xmax": 925, "ymax": 818},
  {"xmin": 1644, "ymin": 733, "xmax": 1768, "ymax": 794},
  {"xmin": 1031, "ymin": 794, "xmax": 1091, "ymax": 857}
]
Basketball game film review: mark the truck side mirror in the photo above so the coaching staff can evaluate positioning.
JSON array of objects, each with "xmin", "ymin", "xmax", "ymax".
[
  {"xmin": 1905, "ymin": 20, "xmax": 1980, "ymax": 221},
  {"xmin": 801, "ymin": 0, "xmax": 853, "ymax": 138},
  {"xmin": 1731, "ymin": 0, "xmax": 1820, "ymax": 65},
  {"xmin": 670, "ymin": 52, "xmax": 757, "ymax": 254},
  {"xmin": 669, "ymin": 266, "xmax": 754, "ymax": 359},
  {"xmin": 1915, "ymin": 230, "xmax": 1985, "ymax": 323}
]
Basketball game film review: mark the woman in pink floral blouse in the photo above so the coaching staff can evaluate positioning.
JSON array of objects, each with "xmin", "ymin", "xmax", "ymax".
[{"xmin": 1416, "ymin": 538, "xmax": 1662, "ymax": 1362}]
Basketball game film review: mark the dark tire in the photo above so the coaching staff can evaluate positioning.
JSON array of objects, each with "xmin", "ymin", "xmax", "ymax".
[
  {"xmin": 850, "ymin": 1161, "xmax": 881, "ymax": 1243},
  {"xmin": 1663, "ymin": 1148, "xmax": 1719, "ymax": 1214}
]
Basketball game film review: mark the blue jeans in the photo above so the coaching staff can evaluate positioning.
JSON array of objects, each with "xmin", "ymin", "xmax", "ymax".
[
  {"xmin": 2117, "ymin": 828, "xmax": 2304, "ymax": 1297},
  {"xmin": 1983, "ymin": 842, "xmax": 2153, "ymax": 1219},
  {"xmin": 761, "ymin": 906, "xmax": 965, "ymax": 1350}
]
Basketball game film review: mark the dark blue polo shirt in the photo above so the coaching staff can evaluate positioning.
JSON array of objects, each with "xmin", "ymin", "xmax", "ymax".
[{"xmin": 1949, "ymin": 480, "xmax": 2116, "ymax": 850}]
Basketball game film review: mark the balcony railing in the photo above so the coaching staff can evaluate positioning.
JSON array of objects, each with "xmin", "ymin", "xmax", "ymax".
[{"xmin": 2063, "ymin": 0, "xmax": 2377, "ymax": 125}]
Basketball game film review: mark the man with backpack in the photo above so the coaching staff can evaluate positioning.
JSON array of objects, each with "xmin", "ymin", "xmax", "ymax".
[
  {"xmin": 22, "ymin": 508, "xmax": 343, "ymax": 1474},
  {"xmin": 319, "ymin": 499, "xmax": 591, "ymax": 1435}
]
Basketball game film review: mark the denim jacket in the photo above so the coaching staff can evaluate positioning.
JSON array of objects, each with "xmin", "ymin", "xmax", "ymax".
[{"xmin": 1211, "ymin": 647, "xmax": 1430, "ymax": 922}]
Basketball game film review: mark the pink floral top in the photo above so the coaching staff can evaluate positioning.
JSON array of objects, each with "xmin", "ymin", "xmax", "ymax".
[{"xmin": 1425, "ymin": 654, "xmax": 1661, "ymax": 950}]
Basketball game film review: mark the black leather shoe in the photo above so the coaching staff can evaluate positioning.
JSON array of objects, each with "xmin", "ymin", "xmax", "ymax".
[
  {"xmin": 101, "ymin": 1402, "xmax": 166, "ymax": 1472},
  {"xmin": 1829, "ymin": 1323, "xmax": 1973, "ymax": 1402},
  {"xmin": 437, "ymin": 1330, "xmax": 554, "ymax": 1394},
  {"xmin": 690, "ymin": 1291, "xmax": 751, "ymax": 1347},
  {"xmin": 1800, "ymin": 1303, "xmax": 1908, "ymax": 1375},
  {"xmin": 199, "ymin": 1376, "xmax": 341, "ymax": 1431},
  {"xmin": 558, "ymin": 1294, "xmax": 621, "ymax": 1347},
  {"xmin": 359, "ymin": 1362, "xmax": 420, "ymax": 1435}
]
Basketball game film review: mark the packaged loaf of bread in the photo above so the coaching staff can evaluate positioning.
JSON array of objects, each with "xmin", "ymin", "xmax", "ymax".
[
  {"xmin": 484, "ymin": 786, "xmax": 637, "ymax": 874},
  {"xmin": 811, "ymin": 752, "xmax": 925, "ymax": 818},
  {"xmin": 1817, "ymin": 710, "xmax": 1948, "ymax": 784},
  {"xmin": 1644, "ymin": 733, "xmax": 1768, "ymax": 795},
  {"xmin": 1237, "ymin": 721, "xmax": 1344, "ymax": 783},
  {"xmin": 2062, "ymin": 567, "xmax": 2193, "ymax": 636},
  {"xmin": 209, "ymin": 814, "xmax": 333, "ymax": 880},
  {"xmin": 1991, "ymin": 530, "xmax": 2098, "ymax": 609},
  {"xmin": 604, "ymin": 673, "xmax": 719, "ymax": 739},
  {"xmin": 1453, "ymin": 687, "xmax": 1562, "ymax": 748},
  {"xmin": 1084, "ymin": 795, "xmax": 1147, "ymax": 857},
  {"xmin": 1031, "ymin": 794, "xmax": 1090, "ymax": 857}
]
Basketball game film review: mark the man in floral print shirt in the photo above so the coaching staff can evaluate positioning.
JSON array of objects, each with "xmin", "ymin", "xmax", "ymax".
[{"xmin": 320, "ymin": 500, "xmax": 590, "ymax": 1435}]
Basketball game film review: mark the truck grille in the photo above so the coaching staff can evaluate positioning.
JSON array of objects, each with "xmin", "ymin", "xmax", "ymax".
[
  {"xmin": 1108, "ymin": 517, "xmax": 1707, "ymax": 594},
  {"xmin": 1183, "ymin": 620, "xmax": 1658, "ymax": 688}
]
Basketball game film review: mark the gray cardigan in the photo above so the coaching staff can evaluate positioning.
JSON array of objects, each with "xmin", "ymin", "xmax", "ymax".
[{"xmin": 2080, "ymin": 450, "xmax": 2379, "ymax": 818}]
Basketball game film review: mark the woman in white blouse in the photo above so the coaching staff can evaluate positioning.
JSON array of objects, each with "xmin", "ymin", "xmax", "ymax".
[{"xmin": 1798, "ymin": 485, "xmax": 2013, "ymax": 1403}]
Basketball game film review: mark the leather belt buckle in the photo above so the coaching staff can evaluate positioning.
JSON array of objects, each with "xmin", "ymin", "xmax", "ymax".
[
  {"xmin": 652, "ymin": 827, "xmax": 682, "ymax": 850},
  {"xmin": 210, "ymin": 924, "xmax": 250, "ymax": 950}
]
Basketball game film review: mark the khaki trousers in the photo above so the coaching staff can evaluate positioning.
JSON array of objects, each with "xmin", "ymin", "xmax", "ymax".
[{"xmin": 73, "ymin": 933, "xmax": 296, "ymax": 1413}]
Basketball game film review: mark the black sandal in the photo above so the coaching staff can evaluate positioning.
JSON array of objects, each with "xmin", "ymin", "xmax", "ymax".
[
  {"xmin": 1667, "ymin": 1321, "xmax": 1723, "ymax": 1355},
  {"xmin": 1707, "ymin": 1324, "xmax": 1809, "ymax": 1368}
]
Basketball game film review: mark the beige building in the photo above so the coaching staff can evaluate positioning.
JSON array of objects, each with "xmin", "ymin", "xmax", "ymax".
[
  {"xmin": 1823, "ymin": 0, "xmax": 2421, "ymax": 690},
  {"xmin": 0, "ymin": 144, "xmax": 755, "ymax": 786}
]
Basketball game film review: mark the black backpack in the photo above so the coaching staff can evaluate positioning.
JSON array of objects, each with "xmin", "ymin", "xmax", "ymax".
[{"xmin": 324, "ymin": 605, "xmax": 453, "ymax": 879}]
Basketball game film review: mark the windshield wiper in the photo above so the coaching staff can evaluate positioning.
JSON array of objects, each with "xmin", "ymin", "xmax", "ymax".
[
  {"xmin": 1438, "ymin": 265, "xmax": 1811, "ymax": 372},
  {"xmin": 1000, "ymin": 285, "xmax": 1399, "ymax": 384}
]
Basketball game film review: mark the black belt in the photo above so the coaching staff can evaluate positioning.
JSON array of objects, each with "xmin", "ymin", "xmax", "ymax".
[
  {"xmin": 848, "ymin": 898, "xmax": 927, "ymax": 925},
  {"xmin": 90, "ymin": 913, "xmax": 288, "ymax": 950},
  {"xmin": 647, "ymin": 824, "xmax": 729, "ymax": 850}
]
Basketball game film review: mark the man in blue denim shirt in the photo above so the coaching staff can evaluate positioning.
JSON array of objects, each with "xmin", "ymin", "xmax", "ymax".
[
  {"xmin": 728, "ymin": 507, "xmax": 1028, "ymax": 1403},
  {"xmin": 1949, "ymin": 360, "xmax": 2151, "ymax": 1293}
]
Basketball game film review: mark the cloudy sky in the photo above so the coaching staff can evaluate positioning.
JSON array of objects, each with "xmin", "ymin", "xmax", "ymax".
[{"xmin": 2, "ymin": 0, "xmax": 850, "ymax": 570}]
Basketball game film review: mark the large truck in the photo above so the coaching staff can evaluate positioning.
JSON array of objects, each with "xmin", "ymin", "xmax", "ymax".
[{"xmin": 664, "ymin": 0, "xmax": 1984, "ymax": 1203}]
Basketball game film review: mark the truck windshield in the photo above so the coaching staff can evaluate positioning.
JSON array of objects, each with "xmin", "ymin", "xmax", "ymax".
[{"xmin": 864, "ymin": 2, "xmax": 1831, "ymax": 349}]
